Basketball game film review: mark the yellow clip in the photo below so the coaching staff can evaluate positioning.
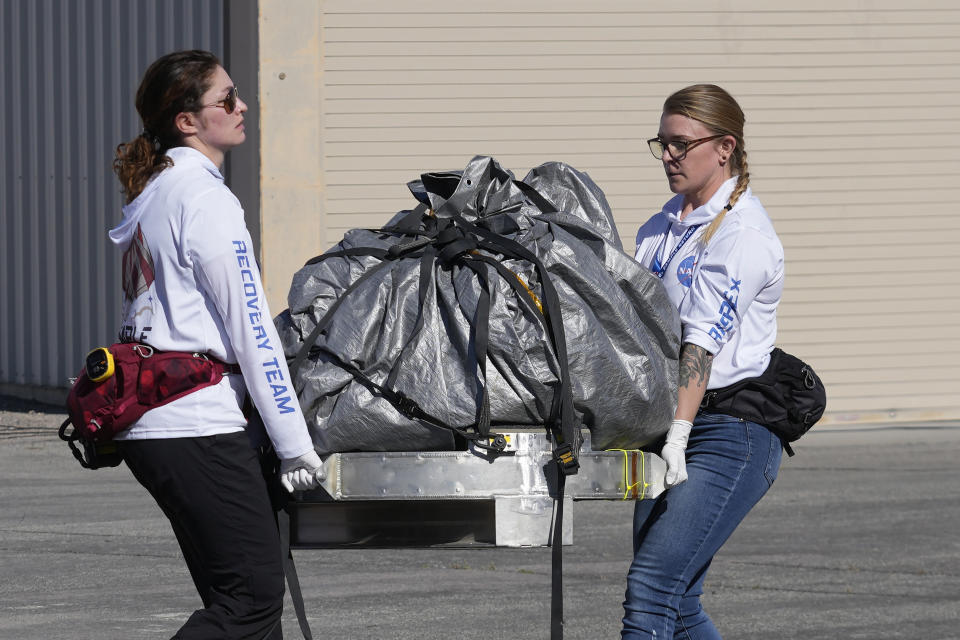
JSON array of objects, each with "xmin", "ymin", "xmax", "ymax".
[{"xmin": 610, "ymin": 449, "xmax": 650, "ymax": 501}]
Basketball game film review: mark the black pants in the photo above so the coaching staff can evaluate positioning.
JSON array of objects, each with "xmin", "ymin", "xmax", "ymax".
[{"xmin": 120, "ymin": 431, "xmax": 285, "ymax": 640}]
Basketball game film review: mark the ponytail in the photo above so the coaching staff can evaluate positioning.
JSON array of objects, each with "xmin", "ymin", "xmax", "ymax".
[
  {"xmin": 113, "ymin": 132, "xmax": 173, "ymax": 203},
  {"xmin": 114, "ymin": 50, "xmax": 221, "ymax": 204}
]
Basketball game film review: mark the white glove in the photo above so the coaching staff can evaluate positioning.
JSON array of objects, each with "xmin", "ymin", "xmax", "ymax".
[
  {"xmin": 279, "ymin": 449, "xmax": 326, "ymax": 493},
  {"xmin": 661, "ymin": 419, "xmax": 692, "ymax": 488}
]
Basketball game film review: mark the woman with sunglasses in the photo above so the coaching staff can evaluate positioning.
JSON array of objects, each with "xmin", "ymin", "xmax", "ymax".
[
  {"xmin": 621, "ymin": 84, "xmax": 785, "ymax": 639},
  {"xmin": 111, "ymin": 50, "xmax": 323, "ymax": 639}
]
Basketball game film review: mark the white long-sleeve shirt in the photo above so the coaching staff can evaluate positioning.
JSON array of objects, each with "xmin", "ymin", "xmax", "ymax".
[
  {"xmin": 634, "ymin": 177, "xmax": 784, "ymax": 389},
  {"xmin": 107, "ymin": 147, "xmax": 313, "ymax": 459}
]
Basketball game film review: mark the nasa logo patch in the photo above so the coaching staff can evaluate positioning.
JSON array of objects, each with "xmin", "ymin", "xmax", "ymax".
[{"xmin": 676, "ymin": 255, "xmax": 697, "ymax": 287}]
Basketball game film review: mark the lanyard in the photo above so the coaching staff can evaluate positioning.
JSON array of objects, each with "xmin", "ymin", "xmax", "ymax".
[{"xmin": 651, "ymin": 224, "xmax": 700, "ymax": 279}]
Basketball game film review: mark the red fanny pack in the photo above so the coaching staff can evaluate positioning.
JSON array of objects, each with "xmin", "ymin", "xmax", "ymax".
[{"xmin": 59, "ymin": 343, "xmax": 239, "ymax": 468}]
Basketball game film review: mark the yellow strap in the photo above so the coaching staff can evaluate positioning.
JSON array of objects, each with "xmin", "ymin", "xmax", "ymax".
[
  {"xmin": 610, "ymin": 449, "xmax": 650, "ymax": 501},
  {"xmin": 513, "ymin": 273, "xmax": 544, "ymax": 314},
  {"xmin": 466, "ymin": 252, "xmax": 543, "ymax": 315}
]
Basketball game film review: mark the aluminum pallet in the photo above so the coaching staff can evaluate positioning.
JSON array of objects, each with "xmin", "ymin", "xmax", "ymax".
[{"xmin": 290, "ymin": 431, "xmax": 665, "ymax": 548}]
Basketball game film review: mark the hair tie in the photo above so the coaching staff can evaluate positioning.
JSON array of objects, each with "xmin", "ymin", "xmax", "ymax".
[{"xmin": 140, "ymin": 129, "xmax": 161, "ymax": 148}]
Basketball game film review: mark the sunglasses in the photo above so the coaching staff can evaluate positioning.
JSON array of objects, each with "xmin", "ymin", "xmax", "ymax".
[{"xmin": 203, "ymin": 85, "xmax": 240, "ymax": 114}]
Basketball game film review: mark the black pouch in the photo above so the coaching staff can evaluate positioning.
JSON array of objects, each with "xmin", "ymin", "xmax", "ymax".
[{"xmin": 699, "ymin": 348, "xmax": 826, "ymax": 455}]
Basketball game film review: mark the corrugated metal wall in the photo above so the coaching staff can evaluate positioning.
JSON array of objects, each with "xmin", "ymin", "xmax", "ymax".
[
  {"xmin": 6, "ymin": 0, "xmax": 959, "ymax": 422},
  {"xmin": 0, "ymin": 0, "xmax": 224, "ymax": 400},
  {"xmin": 312, "ymin": 0, "xmax": 960, "ymax": 424}
]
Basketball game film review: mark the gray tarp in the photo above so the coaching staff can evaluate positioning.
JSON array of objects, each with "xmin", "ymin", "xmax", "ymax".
[{"xmin": 276, "ymin": 156, "xmax": 679, "ymax": 455}]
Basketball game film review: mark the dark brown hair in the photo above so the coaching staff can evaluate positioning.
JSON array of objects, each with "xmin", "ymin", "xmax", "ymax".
[
  {"xmin": 663, "ymin": 84, "xmax": 749, "ymax": 245},
  {"xmin": 113, "ymin": 50, "xmax": 221, "ymax": 203}
]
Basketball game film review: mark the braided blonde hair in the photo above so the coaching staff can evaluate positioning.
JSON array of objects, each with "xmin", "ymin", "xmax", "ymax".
[{"xmin": 663, "ymin": 84, "xmax": 749, "ymax": 246}]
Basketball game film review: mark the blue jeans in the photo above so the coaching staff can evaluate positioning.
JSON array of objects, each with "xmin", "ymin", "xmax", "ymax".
[{"xmin": 621, "ymin": 413, "xmax": 783, "ymax": 639}]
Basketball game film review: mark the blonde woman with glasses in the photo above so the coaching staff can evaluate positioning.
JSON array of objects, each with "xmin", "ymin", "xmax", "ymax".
[{"xmin": 622, "ymin": 84, "xmax": 786, "ymax": 639}]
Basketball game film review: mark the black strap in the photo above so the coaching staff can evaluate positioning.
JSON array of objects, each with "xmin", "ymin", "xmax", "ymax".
[
  {"xmin": 304, "ymin": 246, "xmax": 388, "ymax": 267},
  {"xmin": 289, "ymin": 221, "xmax": 541, "ymax": 455},
  {"xmin": 445, "ymin": 199, "xmax": 576, "ymax": 640},
  {"xmin": 58, "ymin": 419, "xmax": 92, "ymax": 469},
  {"xmin": 380, "ymin": 203, "xmax": 431, "ymax": 235},
  {"xmin": 286, "ymin": 179, "xmax": 579, "ymax": 639},
  {"xmin": 315, "ymin": 344, "xmax": 491, "ymax": 450},
  {"xmin": 288, "ymin": 254, "xmax": 394, "ymax": 379},
  {"xmin": 455, "ymin": 254, "xmax": 494, "ymax": 439},
  {"xmin": 290, "ymin": 235, "xmax": 446, "ymax": 379},
  {"xmin": 292, "ymin": 184, "xmax": 580, "ymax": 468},
  {"xmin": 551, "ymin": 468, "xmax": 567, "ymax": 640},
  {"xmin": 277, "ymin": 506, "xmax": 313, "ymax": 640},
  {"xmin": 469, "ymin": 254, "xmax": 548, "ymax": 329},
  {"xmin": 513, "ymin": 179, "xmax": 559, "ymax": 214},
  {"xmin": 385, "ymin": 244, "xmax": 438, "ymax": 391},
  {"xmin": 447, "ymin": 210, "xmax": 581, "ymax": 473},
  {"xmin": 448, "ymin": 185, "xmax": 575, "ymax": 639}
]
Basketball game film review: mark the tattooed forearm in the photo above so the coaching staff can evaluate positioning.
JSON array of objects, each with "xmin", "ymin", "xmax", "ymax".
[{"xmin": 678, "ymin": 343, "xmax": 713, "ymax": 390}]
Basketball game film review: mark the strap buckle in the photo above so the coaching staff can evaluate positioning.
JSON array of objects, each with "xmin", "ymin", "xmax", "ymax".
[
  {"xmin": 802, "ymin": 366, "xmax": 817, "ymax": 389},
  {"xmin": 387, "ymin": 237, "xmax": 431, "ymax": 258},
  {"xmin": 393, "ymin": 392, "xmax": 419, "ymax": 419},
  {"xmin": 471, "ymin": 433, "xmax": 508, "ymax": 453},
  {"xmin": 553, "ymin": 442, "xmax": 579, "ymax": 475},
  {"xmin": 699, "ymin": 391, "xmax": 716, "ymax": 410}
]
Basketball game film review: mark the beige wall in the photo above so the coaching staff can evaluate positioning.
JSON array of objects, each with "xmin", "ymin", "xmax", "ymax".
[
  {"xmin": 258, "ymin": 0, "xmax": 960, "ymax": 425},
  {"xmin": 258, "ymin": 0, "xmax": 325, "ymax": 312}
]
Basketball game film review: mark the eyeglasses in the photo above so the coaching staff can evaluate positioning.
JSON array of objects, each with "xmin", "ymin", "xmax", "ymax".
[
  {"xmin": 204, "ymin": 86, "xmax": 240, "ymax": 114},
  {"xmin": 647, "ymin": 134, "xmax": 724, "ymax": 161}
]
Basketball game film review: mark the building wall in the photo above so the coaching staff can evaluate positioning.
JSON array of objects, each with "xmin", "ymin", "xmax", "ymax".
[
  {"xmin": 0, "ymin": 0, "xmax": 226, "ymax": 402},
  {"xmin": 259, "ymin": 0, "xmax": 960, "ymax": 425},
  {"xmin": 258, "ymin": 0, "xmax": 325, "ymax": 313},
  {"xmin": 4, "ymin": 1, "xmax": 957, "ymax": 424}
]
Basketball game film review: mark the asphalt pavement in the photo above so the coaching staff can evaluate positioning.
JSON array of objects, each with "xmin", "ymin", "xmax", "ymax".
[{"xmin": 2, "ymin": 396, "xmax": 958, "ymax": 639}]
